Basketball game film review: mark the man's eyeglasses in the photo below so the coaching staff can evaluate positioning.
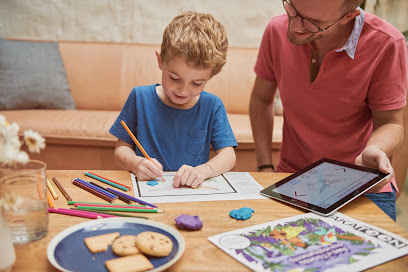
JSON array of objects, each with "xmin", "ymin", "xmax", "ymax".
[{"xmin": 282, "ymin": 0, "xmax": 345, "ymax": 33}]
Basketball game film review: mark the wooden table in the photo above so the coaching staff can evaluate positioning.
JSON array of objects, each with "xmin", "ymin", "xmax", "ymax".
[{"xmin": 11, "ymin": 171, "xmax": 408, "ymax": 271}]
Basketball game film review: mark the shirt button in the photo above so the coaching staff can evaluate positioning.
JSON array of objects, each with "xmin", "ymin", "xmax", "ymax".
[{"xmin": 311, "ymin": 58, "xmax": 316, "ymax": 64}]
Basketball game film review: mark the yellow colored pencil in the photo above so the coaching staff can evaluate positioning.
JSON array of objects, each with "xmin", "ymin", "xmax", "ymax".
[{"xmin": 47, "ymin": 178, "xmax": 58, "ymax": 200}]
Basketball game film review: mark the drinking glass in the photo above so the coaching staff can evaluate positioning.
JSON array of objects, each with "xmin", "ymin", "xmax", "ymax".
[{"xmin": 0, "ymin": 160, "xmax": 49, "ymax": 244}]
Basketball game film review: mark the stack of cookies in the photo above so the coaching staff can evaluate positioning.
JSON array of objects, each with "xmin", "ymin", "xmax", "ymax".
[{"xmin": 84, "ymin": 231, "xmax": 174, "ymax": 272}]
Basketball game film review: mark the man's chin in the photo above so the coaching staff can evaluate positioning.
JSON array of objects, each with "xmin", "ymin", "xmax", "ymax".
[{"xmin": 287, "ymin": 31, "xmax": 313, "ymax": 45}]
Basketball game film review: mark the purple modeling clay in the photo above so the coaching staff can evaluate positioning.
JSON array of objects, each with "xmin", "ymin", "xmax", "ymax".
[
  {"xmin": 147, "ymin": 180, "xmax": 159, "ymax": 186},
  {"xmin": 229, "ymin": 207, "xmax": 254, "ymax": 220},
  {"xmin": 175, "ymin": 214, "xmax": 203, "ymax": 230}
]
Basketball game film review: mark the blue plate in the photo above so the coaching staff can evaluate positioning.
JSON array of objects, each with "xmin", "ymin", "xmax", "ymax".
[{"xmin": 47, "ymin": 218, "xmax": 185, "ymax": 272}]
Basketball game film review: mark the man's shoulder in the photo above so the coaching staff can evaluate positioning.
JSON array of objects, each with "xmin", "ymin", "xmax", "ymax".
[
  {"xmin": 266, "ymin": 14, "xmax": 288, "ymax": 31},
  {"xmin": 363, "ymin": 12, "xmax": 405, "ymax": 42}
]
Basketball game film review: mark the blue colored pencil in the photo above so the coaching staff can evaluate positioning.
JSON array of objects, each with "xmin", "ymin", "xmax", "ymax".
[
  {"xmin": 74, "ymin": 178, "xmax": 118, "ymax": 200},
  {"xmin": 84, "ymin": 172, "xmax": 129, "ymax": 192},
  {"xmin": 106, "ymin": 187, "xmax": 157, "ymax": 208}
]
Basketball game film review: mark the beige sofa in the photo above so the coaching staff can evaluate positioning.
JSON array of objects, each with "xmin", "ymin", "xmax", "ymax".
[{"xmin": 1, "ymin": 41, "xmax": 282, "ymax": 172}]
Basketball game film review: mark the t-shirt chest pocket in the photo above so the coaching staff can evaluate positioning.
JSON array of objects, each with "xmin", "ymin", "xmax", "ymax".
[{"xmin": 187, "ymin": 130, "xmax": 207, "ymax": 155}]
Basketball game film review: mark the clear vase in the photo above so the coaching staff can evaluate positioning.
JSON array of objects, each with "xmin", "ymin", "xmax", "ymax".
[
  {"xmin": 0, "ymin": 160, "xmax": 49, "ymax": 244},
  {"xmin": 0, "ymin": 210, "xmax": 16, "ymax": 272}
]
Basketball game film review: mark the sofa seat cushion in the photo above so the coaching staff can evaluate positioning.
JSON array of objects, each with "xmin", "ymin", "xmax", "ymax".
[{"xmin": 2, "ymin": 110, "xmax": 118, "ymax": 147}]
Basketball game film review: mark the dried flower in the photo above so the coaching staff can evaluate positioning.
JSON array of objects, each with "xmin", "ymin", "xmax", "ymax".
[{"xmin": 0, "ymin": 114, "xmax": 45, "ymax": 165}]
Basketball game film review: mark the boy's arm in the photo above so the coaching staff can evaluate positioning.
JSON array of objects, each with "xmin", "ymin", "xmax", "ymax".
[
  {"xmin": 113, "ymin": 139, "xmax": 163, "ymax": 180},
  {"xmin": 173, "ymin": 146, "xmax": 236, "ymax": 188}
]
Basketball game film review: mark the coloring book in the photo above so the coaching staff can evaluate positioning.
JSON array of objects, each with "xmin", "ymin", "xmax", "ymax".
[{"xmin": 208, "ymin": 212, "xmax": 408, "ymax": 271}]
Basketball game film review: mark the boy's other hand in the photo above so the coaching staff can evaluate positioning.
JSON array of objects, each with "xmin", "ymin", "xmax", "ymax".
[
  {"xmin": 173, "ymin": 165, "xmax": 206, "ymax": 189},
  {"xmin": 135, "ymin": 158, "xmax": 164, "ymax": 181}
]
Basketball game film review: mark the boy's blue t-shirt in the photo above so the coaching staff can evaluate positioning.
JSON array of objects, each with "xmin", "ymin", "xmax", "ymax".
[{"xmin": 109, "ymin": 84, "xmax": 237, "ymax": 171}]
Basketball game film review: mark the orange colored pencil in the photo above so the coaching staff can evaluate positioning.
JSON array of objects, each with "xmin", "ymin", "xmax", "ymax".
[
  {"xmin": 47, "ymin": 192, "xmax": 54, "ymax": 208},
  {"xmin": 120, "ymin": 120, "xmax": 152, "ymax": 160},
  {"xmin": 120, "ymin": 120, "xmax": 164, "ymax": 181}
]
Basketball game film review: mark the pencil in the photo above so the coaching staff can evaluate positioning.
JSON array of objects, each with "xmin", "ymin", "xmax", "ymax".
[
  {"xmin": 67, "ymin": 201, "xmax": 147, "ymax": 207},
  {"xmin": 74, "ymin": 178, "xmax": 118, "ymax": 200},
  {"xmin": 120, "ymin": 120, "xmax": 165, "ymax": 182},
  {"xmin": 89, "ymin": 181, "xmax": 133, "ymax": 204},
  {"xmin": 47, "ymin": 178, "xmax": 58, "ymax": 200},
  {"xmin": 48, "ymin": 208, "xmax": 109, "ymax": 219},
  {"xmin": 57, "ymin": 208, "xmax": 117, "ymax": 218},
  {"xmin": 70, "ymin": 208, "xmax": 149, "ymax": 219},
  {"xmin": 72, "ymin": 179, "xmax": 115, "ymax": 203},
  {"xmin": 52, "ymin": 177, "xmax": 72, "ymax": 201},
  {"xmin": 106, "ymin": 187, "xmax": 158, "ymax": 208},
  {"xmin": 75, "ymin": 206, "xmax": 163, "ymax": 213},
  {"xmin": 87, "ymin": 171, "xmax": 132, "ymax": 191},
  {"xmin": 75, "ymin": 203, "xmax": 155, "ymax": 210},
  {"xmin": 84, "ymin": 172, "xmax": 129, "ymax": 191},
  {"xmin": 47, "ymin": 192, "xmax": 54, "ymax": 208},
  {"xmin": 120, "ymin": 120, "xmax": 151, "ymax": 160}
]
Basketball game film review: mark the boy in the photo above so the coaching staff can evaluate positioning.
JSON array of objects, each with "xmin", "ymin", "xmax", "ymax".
[{"xmin": 109, "ymin": 11, "xmax": 237, "ymax": 188}]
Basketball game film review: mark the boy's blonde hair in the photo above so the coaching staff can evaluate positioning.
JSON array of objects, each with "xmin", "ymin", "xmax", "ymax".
[{"xmin": 160, "ymin": 11, "xmax": 228, "ymax": 77}]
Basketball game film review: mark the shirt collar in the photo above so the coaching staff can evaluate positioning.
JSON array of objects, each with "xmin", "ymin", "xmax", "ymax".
[{"xmin": 335, "ymin": 7, "xmax": 365, "ymax": 59}]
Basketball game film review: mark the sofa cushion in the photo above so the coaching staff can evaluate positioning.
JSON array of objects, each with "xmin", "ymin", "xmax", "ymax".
[{"xmin": 0, "ymin": 39, "xmax": 75, "ymax": 110}]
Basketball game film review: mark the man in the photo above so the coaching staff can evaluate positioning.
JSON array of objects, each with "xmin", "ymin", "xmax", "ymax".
[{"xmin": 249, "ymin": 0, "xmax": 407, "ymax": 220}]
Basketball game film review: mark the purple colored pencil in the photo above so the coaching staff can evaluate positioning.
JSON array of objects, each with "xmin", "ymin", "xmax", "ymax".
[
  {"xmin": 72, "ymin": 179, "xmax": 115, "ymax": 203},
  {"xmin": 74, "ymin": 178, "xmax": 118, "ymax": 200},
  {"xmin": 89, "ymin": 181, "xmax": 133, "ymax": 204},
  {"xmin": 106, "ymin": 187, "xmax": 157, "ymax": 208}
]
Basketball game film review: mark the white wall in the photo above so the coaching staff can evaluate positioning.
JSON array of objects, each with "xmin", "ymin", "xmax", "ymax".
[{"xmin": 0, "ymin": 0, "xmax": 406, "ymax": 48}]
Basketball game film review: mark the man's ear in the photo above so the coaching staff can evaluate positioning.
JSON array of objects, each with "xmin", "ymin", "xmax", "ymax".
[
  {"xmin": 155, "ymin": 51, "xmax": 163, "ymax": 70},
  {"xmin": 341, "ymin": 9, "xmax": 360, "ymax": 24}
]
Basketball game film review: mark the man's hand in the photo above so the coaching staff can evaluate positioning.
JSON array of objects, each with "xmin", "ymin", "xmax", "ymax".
[{"xmin": 355, "ymin": 145, "xmax": 394, "ymax": 193}]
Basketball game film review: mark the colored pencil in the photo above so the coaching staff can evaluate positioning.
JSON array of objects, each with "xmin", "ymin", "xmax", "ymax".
[
  {"xmin": 84, "ymin": 172, "xmax": 129, "ymax": 192},
  {"xmin": 74, "ymin": 178, "xmax": 118, "ymax": 200},
  {"xmin": 57, "ymin": 208, "xmax": 117, "ymax": 218},
  {"xmin": 70, "ymin": 208, "xmax": 149, "ymax": 219},
  {"xmin": 74, "ymin": 203, "xmax": 155, "ymax": 209},
  {"xmin": 67, "ymin": 201, "xmax": 147, "ymax": 207},
  {"xmin": 87, "ymin": 171, "xmax": 132, "ymax": 191},
  {"xmin": 72, "ymin": 179, "xmax": 115, "ymax": 203},
  {"xmin": 47, "ymin": 178, "xmax": 58, "ymax": 200},
  {"xmin": 89, "ymin": 181, "xmax": 133, "ymax": 204},
  {"xmin": 48, "ymin": 208, "xmax": 107, "ymax": 219},
  {"xmin": 52, "ymin": 176, "xmax": 72, "ymax": 201},
  {"xmin": 120, "ymin": 120, "xmax": 165, "ymax": 182},
  {"xmin": 106, "ymin": 187, "xmax": 158, "ymax": 208},
  {"xmin": 47, "ymin": 192, "xmax": 54, "ymax": 208},
  {"xmin": 75, "ymin": 206, "xmax": 163, "ymax": 213}
]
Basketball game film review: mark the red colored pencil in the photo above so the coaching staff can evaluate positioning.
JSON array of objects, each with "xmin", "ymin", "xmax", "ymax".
[
  {"xmin": 74, "ymin": 203, "xmax": 155, "ymax": 209},
  {"xmin": 72, "ymin": 179, "xmax": 115, "ymax": 203},
  {"xmin": 87, "ymin": 171, "xmax": 132, "ymax": 191}
]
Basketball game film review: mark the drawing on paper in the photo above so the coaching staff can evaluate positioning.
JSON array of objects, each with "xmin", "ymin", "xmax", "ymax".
[{"xmin": 135, "ymin": 172, "xmax": 237, "ymax": 197}]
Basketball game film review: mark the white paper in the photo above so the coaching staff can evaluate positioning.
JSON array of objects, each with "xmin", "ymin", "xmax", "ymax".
[
  {"xmin": 208, "ymin": 212, "xmax": 408, "ymax": 272},
  {"xmin": 131, "ymin": 172, "xmax": 268, "ymax": 203}
]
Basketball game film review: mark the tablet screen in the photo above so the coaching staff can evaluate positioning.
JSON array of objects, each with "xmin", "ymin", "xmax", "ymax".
[{"xmin": 260, "ymin": 158, "xmax": 389, "ymax": 215}]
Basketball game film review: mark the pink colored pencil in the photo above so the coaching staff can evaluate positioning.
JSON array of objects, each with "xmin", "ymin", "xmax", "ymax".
[
  {"xmin": 74, "ymin": 203, "xmax": 155, "ymax": 209},
  {"xmin": 58, "ymin": 208, "xmax": 117, "ymax": 218},
  {"xmin": 87, "ymin": 171, "xmax": 132, "ymax": 191},
  {"xmin": 48, "ymin": 208, "xmax": 110, "ymax": 219}
]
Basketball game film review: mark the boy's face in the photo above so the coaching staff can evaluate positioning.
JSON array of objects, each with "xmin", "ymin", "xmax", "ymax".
[{"xmin": 156, "ymin": 52, "xmax": 212, "ymax": 109}]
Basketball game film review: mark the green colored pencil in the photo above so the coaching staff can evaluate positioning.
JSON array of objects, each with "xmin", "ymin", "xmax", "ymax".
[
  {"xmin": 68, "ymin": 201, "xmax": 146, "ymax": 207},
  {"xmin": 70, "ymin": 208, "xmax": 149, "ymax": 219},
  {"xmin": 75, "ymin": 206, "xmax": 164, "ymax": 213}
]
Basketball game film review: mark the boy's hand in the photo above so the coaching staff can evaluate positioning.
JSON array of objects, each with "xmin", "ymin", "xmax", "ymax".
[
  {"xmin": 135, "ymin": 158, "xmax": 164, "ymax": 181},
  {"xmin": 355, "ymin": 145, "xmax": 394, "ymax": 193},
  {"xmin": 173, "ymin": 165, "xmax": 207, "ymax": 188}
]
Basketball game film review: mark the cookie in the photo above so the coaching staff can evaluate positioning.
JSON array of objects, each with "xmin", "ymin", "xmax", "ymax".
[
  {"xmin": 112, "ymin": 235, "xmax": 140, "ymax": 256},
  {"xmin": 84, "ymin": 232, "xmax": 120, "ymax": 253},
  {"xmin": 135, "ymin": 231, "xmax": 173, "ymax": 257},
  {"xmin": 105, "ymin": 254, "xmax": 154, "ymax": 272}
]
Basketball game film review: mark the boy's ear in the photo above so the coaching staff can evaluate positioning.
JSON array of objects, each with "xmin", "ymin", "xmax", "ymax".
[{"xmin": 155, "ymin": 51, "xmax": 163, "ymax": 70}]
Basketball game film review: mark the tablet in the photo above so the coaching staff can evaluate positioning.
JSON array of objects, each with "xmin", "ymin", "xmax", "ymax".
[{"xmin": 260, "ymin": 158, "xmax": 390, "ymax": 216}]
